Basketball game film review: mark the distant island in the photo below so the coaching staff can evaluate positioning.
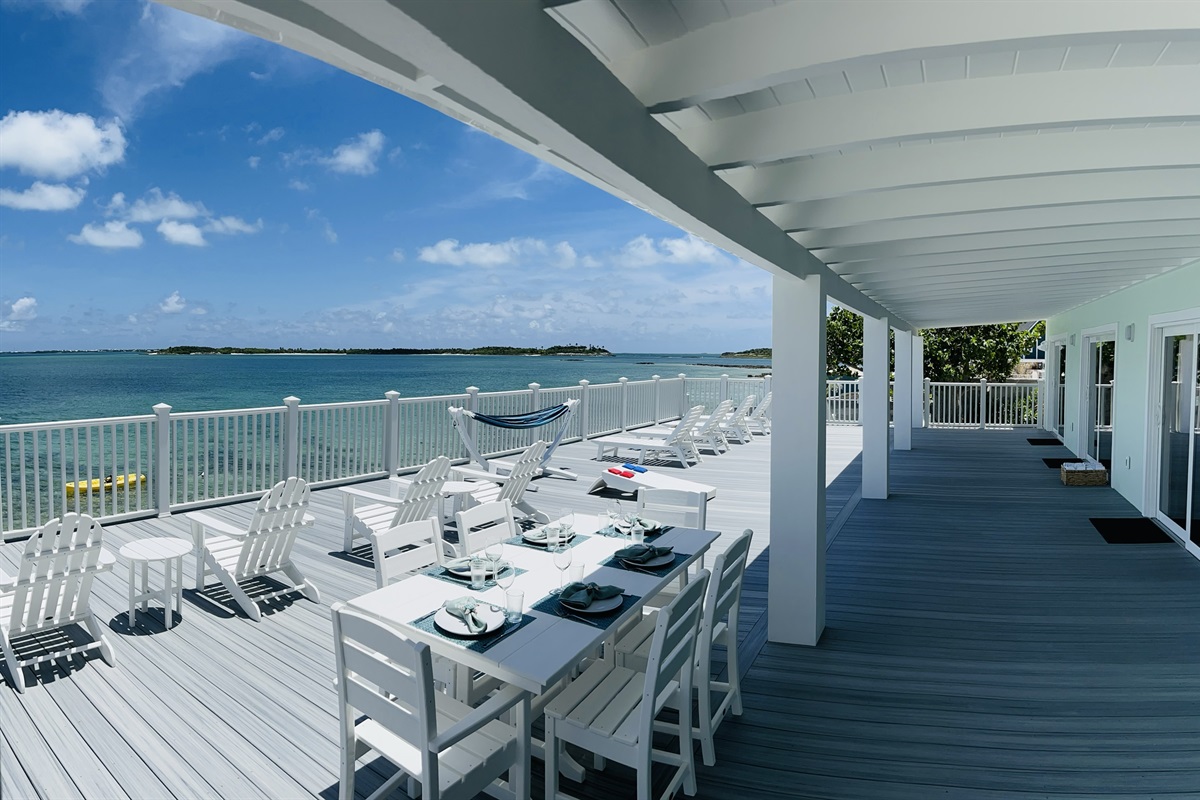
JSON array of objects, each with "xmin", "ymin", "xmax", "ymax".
[
  {"xmin": 720, "ymin": 348, "xmax": 771, "ymax": 358},
  {"xmin": 153, "ymin": 344, "xmax": 613, "ymax": 357}
]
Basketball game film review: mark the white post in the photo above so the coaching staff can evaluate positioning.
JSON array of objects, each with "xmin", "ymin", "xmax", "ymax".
[
  {"xmin": 619, "ymin": 377, "xmax": 629, "ymax": 431},
  {"xmin": 893, "ymin": 331, "xmax": 912, "ymax": 451},
  {"xmin": 678, "ymin": 373, "xmax": 688, "ymax": 417},
  {"xmin": 719, "ymin": 373, "xmax": 729, "ymax": 404},
  {"xmin": 578, "ymin": 380, "xmax": 590, "ymax": 438},
  {"xmin": 978, "ymin": 378, "xmax": 988, "ymax": 429},
  {"xmin": 768, "ymin": 272, "xmax": 825, "ymax": 646},
  {"xmin": 465, "ymin": 386, "xmax": 479, "ymax": 446},
  {"xmin": 383, "ymin": 390, "xmax": 400, "ymax": 474},
  {"xmin": 652, "ymin": 375, "xmax": 661, "ymax": 423},
  {"xmin": 283, "ymin": 396, "xmax": 300, "ymax": 479},
  {"xmin": 153, "ymin": 403, "xmax": 172, "ymax": 517},
  {"xmin": 862, "ymin": 314, "xmax": 890, "ymax": 499},
  {"xmin": 924, "ymin": 378, "xmax": 932, "ymax": 427},
  {"xmin": 911, "ymin": 335, "xmax": 925, "ymax": 428},
  {"xmin": 763, "ymin": 373, "xmax": 772, "ymax": 400},
  {"xmin": 528, "ymin": 383, "xmax": 540, "ymax": 445}
]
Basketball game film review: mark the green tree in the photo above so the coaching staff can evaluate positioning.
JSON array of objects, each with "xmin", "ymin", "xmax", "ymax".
[
  {"xmin": 920, "ymin": 323, "xmax": 1041, "ymax": 382},
  {"xmin": 826, "ymin": 306, "xmax": 864, "ymax": 377}
]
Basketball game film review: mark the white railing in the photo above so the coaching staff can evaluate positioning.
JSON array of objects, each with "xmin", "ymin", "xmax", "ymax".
[
  {"xmin": 826, "ymin": 380, "xmax": 860, "ymax": 424},
  {"xmin": 0, "ymin": 372, "xmax": 769, "ymax": 539},
  {"xmin": 926, "ymin": 380, "xmax": 1040, "ymax": 429}
]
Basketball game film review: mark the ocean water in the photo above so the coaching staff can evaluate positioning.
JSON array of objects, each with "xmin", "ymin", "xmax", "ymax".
[{"xmin": 0, "ymin": 351, "xmax": 771, "ymax": 424}]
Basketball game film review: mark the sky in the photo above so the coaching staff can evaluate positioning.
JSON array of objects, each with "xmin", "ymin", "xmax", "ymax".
[{"xmin": 0, "ymin": 0, "xmax": 774, "ymax": 353}]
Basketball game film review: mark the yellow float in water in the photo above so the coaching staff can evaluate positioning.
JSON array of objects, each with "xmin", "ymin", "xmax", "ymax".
[{"xmin": 65, "ymin": 473, "xmax": 147, "ymax": 496}]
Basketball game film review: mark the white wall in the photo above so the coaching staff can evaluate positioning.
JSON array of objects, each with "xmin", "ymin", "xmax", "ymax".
[{"xmin": 1046, "ymin": 259, "xmax": 1200, "ymax": 512}]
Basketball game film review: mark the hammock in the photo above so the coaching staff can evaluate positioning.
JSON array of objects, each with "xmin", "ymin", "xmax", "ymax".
[{"xmin": 448, "ymin": 398, "xmax": 579, "ymax": 480}]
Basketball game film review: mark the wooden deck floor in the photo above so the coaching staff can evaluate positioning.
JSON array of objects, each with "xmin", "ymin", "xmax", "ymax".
[{"xmin": 5, "ymin": 427, "xmax": 1199, "ymax": 799}]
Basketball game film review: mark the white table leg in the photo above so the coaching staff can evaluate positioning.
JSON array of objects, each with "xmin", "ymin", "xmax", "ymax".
[
  {"xmin": 162, "ymin": 560, "xmax": 173, "ymax": 628},
  {"xmin": 127, "ymin": 560, "xmax": 136, "ymax": 626},
  {"xmin": 140, "ymin": 561, "xmax": 149, "ymax": 613},
  {"xmin": 175, "ymin": 556, "xmax": 184, "ymax": 626}
]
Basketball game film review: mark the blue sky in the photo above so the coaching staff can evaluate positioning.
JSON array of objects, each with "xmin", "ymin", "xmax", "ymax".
[{"xmin": 0, "ymin": 0, "xmax": 772, "ymax": 353}]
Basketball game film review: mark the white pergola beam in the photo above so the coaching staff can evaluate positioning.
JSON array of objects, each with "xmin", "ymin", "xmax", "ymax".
[
  {"xmin": 813, "ymin": 220, "xmax": 1200, "ymax": 263},
  {"xmin": 840, "ymin": 251, "xmax": 1199, "ymax": 282},
  {"xmin": 862, "ymin": 263, "xmax": 1181, "ymax": 298},
  {"xmin": 794, "ymin": 198, "xmax": 1200, "ymax": 249},
  {"xmin": 764, "ymin": 167, "xmax": 1200, "ymax": 232},
  {"xmin": 724, "ymin": 127, "xmax": 1200, "ymax": 206},
  {"xmin": 680, "ymin": 67, "xmax": 1200, "ymax": 168},
  {"xmin": 612, "ymin": 0, "xmax": 1200, "ymax": 111}
]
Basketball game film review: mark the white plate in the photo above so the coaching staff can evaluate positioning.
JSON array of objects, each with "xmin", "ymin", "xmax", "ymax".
[
  {"xmin": 522, "ymin": 529, "xmax": 576, "ymax": 546},
  {"xmin": 433, "ymin": 605, "xmax": 506, "ymax": 638},
  {"xmin": 560, "ymin": 594, "xmax": 624, "ymax": 614},
  {"xmin": 443, "ymin": 559, "xmax": 494, "ymax": 578},
  {"xmin": 616, "ymin": 517, "xmax": 662, "ymax": 533},
  {"xmin": 619, "ymin": 552, "xmax": 675, "ymax": 569}
]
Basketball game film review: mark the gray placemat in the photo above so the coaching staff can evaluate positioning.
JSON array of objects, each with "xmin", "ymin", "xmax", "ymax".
[
  {"xmin": 529, "ymin": 591, "xmax": 641, "ymax": 631},
  {"xmin": 505, "ymin": 532, "xmax": 591, "ymax": 552},
  {"xmin": 417, "ymin": 563, "xmax": 528, "ymax": 590},
  {"xmin": 409, "ymin": 607, "xmax": 535, "ymax": 653},
  {"xmin": 600, "ymin": 551, "xmax": 689, "ymax": 576}
]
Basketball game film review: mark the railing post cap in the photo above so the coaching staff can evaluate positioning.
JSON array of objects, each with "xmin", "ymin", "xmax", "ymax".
[
  {"xmin": 529, "ymin": 382, "xmax": 540, "ymax": 389},
  {"xmin": 678, "ymin": 373, "xmax": 686, "ymax": 379},
  {"xmin": 465, "ymin": 386, "xmax": 479, "ymax": 393},
  {"xmin": 385, "ymin": 390, "xmax": 400, "ymax": 400},
  {"xmin": 283, "ymin": 396, "xmax": 300, "ymax": 405},
  {"xmin": 578, "ymin": 379, "xmax": 589, "ymax": 386},
  {"xmin": 619, "ymin": 376, "xmax": 628, "ymax": 383},
  {"xmin": 721, "ymin": 373, "xmax": 729, "ymax": 378},
  {"xmin": 152, "ymin": 402, "xmax": 172, "ymax": 412},
  {"xmin": 652, "ymin": 374, "xmax": 660, "ymax": 380}
]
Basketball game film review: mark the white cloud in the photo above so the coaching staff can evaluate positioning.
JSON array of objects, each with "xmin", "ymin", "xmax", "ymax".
[
  {"xmin": 257, "ymin": 127, "xmax": 284, "ymax": 145},
  {"xmin": 205, "ymin": 215, "xmax": 262, "ymax": 235},
  {"xmin": 418, "ymin": 237, "xmax": 562, "ymax": 268},
  {"xmin": 6, "ymin": 0, "xmax": 91, "ymax": 13},
  {"xmin": 8, "ymin": 296, "xmax": 37, "ymax": 321},
  {"xmin": 552, "ymin": 242, "xmax": 577, "ymax": 269},
  {"xmin": 320, "ymin": 130, "xmax": 385, "ymax": 175},
  {"xmin": 247, "ymin": 156, "xmax": 260, "ymax": 169},
  {"xmin": 390, "ymin": 248, "xmax": 405, "ymax": 263},
  {"xmin": 68, "ymin": 220, "xmax": 143, "ymax": 249},
  {"xmin": 306, "ymin": 208, "xmax": 337, "ymax": 243},
  {"xmin": 100, "ymin": 4, "xmax": 253, "ymax": 121},
  {"xmin": 126, "ymin": 188, "xmax": 207, "ymax": 222},
  {"xmin": 0, "ymin": 110, "xmax": 125, "ymax": 179},
  {"xmin": 288, "ymin": 179, "xmax": 311, "ymax": 192},
  {"xmin": 615, "ymin": 234, "xmax": 728, "ymax": 268},
  {"xmin": 0, "ymin": 181, "xmax": 85, "ymax": 211},
  {"xmin": 160, "ymin": 291, "xmax": 186, "ymax": 314},
  {"xmin": 157, "ymin": 219, "xmax": 206, "ymax": 246}
]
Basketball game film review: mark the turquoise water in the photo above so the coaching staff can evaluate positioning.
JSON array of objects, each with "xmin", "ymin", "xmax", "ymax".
[{"xmin": 0, "ymin": 352, "xmax": 770, "ymax": 424}]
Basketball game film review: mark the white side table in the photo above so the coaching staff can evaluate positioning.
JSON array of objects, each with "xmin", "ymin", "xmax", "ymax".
[{"xmin": 119, "ymin": 537, "xmax": 192, "ymax": 629}]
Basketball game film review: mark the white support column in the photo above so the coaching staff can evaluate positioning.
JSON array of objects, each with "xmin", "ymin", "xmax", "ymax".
[
  {"xmin": 911, "ymin": 335, "xmax": 925, "ymax": 428},
  {"xmin": 862, "ymin": 314, "xmax": 890, "ymax": 499},
  {"xmin": 768, "ymin": 272, "xmax": 826, "ymax": 646},
  {"xmin": 893, "ymin": 330, "xmax": 913, "ymax": 451}
]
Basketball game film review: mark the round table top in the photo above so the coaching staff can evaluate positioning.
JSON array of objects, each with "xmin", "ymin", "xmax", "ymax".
[
  {"xmin": 442, "ymin": 480, "xmax": 485, "ymax": 495},
  {"xmin": 119, "ymin": 537, "xmax": 192, "ymax": 562}
]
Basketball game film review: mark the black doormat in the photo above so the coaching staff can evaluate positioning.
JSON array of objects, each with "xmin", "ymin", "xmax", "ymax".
[
  {"xmin": 1027, "ymin": 437, "xmax": 1063, "ymax": 446},
  {"xmin": 1089, "ymin": 517, "xmax": 1173, "ymax": 544},
  {"xmin": 1043, "ymin": 457, "xmax": 1086, "ymax": 468}
]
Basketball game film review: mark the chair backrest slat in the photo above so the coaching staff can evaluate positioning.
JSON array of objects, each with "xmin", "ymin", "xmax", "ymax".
[
  {"xmin": 750, "ymin": 392, "xmax": 772, "ymax": 420},
  {"xmin": 495, "ymin": 441, "xmax": 547, "ymax": 506},
  {"xmin": 636, "ymin": 488, "xmax": 707, "ymax": 530},
  {"xmin": 391, "ymin": 456, "xmax": 451, "ymax": 528},
  {"xmin": 664, "ymin": 406, "xmax": 704, "ymax": 446},
  {"xmin": 642, "ymin": 570, "xmax": 709, "ymax": 724},
  {"xmin": 6, "ymin": 513, "xmax": 108, "ymax": 633},
  {"xmin": 695, "ymin": 400, "xmax": 733, "ymax": 436},
  {"xmin": 373, "ymin": 518, "xmax": 446, "ymax": 588},
  {"xmin": 456, "ymin": 500, "xmax": 517, "ymax": 557},
  {"xmin": 231, "ymin": 478, "xmax": 311, "ymax": 579}
]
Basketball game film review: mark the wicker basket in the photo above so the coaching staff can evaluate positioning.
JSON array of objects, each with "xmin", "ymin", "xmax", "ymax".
[{"xmin": 1061, "ymin": 464, "xmax": 1108, "ymax": 486}]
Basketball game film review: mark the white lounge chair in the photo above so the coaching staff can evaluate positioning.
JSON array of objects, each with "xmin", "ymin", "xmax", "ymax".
[
  {"xmin": 0, "ymin": 514, "xmax": 116, "ymax": 693},
  {"xmin": 715, "ymin": 395, "xmax": 756, "ymax": 444},
  {"xmin": 593, "ymin": 406, "xmax": 705, "ymax": 468},
  {"xmin": 333, "ymin": 603, "xmax": 531, "ymax": 800},
  {"xmin": 616, "ymin": 530, "xmax": 753, "ymax": 767},
  {"xmin": 341, "ymin": 456, "xmax": 451, "ymax": 554},
  {"xmin": 453, "ymin": 440, "xmax": 548, "ymax": 523},
  {"xmin": 747, "ymin": 391, "xmax": 772, "ymax": 435},
  {"xmin": 688, "ymin": 399, "xmax": 734, "ymax": 454},
  {"xmin": 186, "ymin": 477, "xmax": 320, "ymax": 622},
  {"xmin": 545, "ymin": 569, "xmax": 710, "ymax": 800}
]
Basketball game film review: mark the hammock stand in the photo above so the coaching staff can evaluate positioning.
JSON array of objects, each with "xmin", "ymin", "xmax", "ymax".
[{"xmin": 448, "ymin": 398, "xmax": 579, "ymax": 480}]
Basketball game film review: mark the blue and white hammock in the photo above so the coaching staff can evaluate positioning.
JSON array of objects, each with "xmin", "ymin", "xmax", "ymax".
[{"xmin": 448, "ymin": 398, "xmax": 579, "ymax": 480}]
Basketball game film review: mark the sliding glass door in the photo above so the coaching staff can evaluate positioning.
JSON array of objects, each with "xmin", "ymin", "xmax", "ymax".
[
  {"xmin": 1155, "ymin": 325, "xmax": 1199, "ymax": 552},
  {"xmin": 1085, "ymin": 337, "xmax": 1116, "ymax": 467}
]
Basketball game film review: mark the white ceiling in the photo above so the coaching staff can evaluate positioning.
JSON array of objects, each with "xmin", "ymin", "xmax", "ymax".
[{"xmin": 164, "ymin": 0, "xmax": 1200, "ymax": 329}]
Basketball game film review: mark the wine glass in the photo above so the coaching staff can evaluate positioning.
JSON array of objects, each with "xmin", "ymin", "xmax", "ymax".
[
  {"xmin": 484, "ymin": 539, "xmax": 504, "ymax": 586},
  {"xmin": 495, "ymin": 560, "xmax": 516, "ymax": 592},
  {"xmin": 552, "ymin": 546, "xmax": 573, "ymax": 594},
  {"xmin": 605, "ymin": 501, "xmax": 622, "ymax": 537},
  {"xmin": 559, "ymin": 507, "xmax": 575, "ymax": 539}
]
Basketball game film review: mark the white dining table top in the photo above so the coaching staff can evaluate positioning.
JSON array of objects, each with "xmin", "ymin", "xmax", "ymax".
[{"xmin": 344, "ymin": 517, "xmax": 719, "ymax": 695}]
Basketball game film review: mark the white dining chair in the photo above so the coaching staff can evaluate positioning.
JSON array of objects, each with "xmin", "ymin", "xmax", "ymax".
[
  {"xmin": 453, "ymin": 499, "xmax": 518, "ymax": 558},
  {"xmin": 635, "ymin": 487, "xmax": 708, "ymax": 530},
  {"xmin": 370, "ymin": 517, "xmax": 454, "ymax": 589}
]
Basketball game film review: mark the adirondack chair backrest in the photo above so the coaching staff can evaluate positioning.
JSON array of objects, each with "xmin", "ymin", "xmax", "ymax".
[
  {"xmin": 495, "ymin": 441, "xmax": 547, "ymax": 506},
  {"xmin": 749, "ymin": 392, "xmax": 772, "ymax": 420},
  {"xmin": 373, "ymin": 518, "xmax": 448, "ymax": 588},
  {"xmin": 730, "ymin": 395, "xmax": 755, "ymax": 421},
  {"xmin": 333, "ymin": 604, "xmax": 439, "ymax": 776},
  {"xmin": 456, "ymin": 500, "xmax": 517, "ymax": 557},
  {"xmin": 236, "ymin": 477, "xmax": 311, "ymax": 580},
  {"xmin": 7, "ymin": 514, "xmax": 109, "ymax": 634},
  {"xmin": 391, "ymin": 456, "xmax": 451, "ymax": 528},
  {"xmin": 640, "ymin": 569, "xmax": 709, "ymax": 730},
  {"xmin": 636, "ymin": 488, "xmax": 708, "ymax": 530},
  {"xmin": 695, "ymin": 400, "xmax": 734, "ymax": 436},
  {"xmin": 664, "ymin": 406, "xmax": 705, "ymax": 447},
  {"xmin": 698, "ymin": 530, "xmax": 753, "ymax": 665}
]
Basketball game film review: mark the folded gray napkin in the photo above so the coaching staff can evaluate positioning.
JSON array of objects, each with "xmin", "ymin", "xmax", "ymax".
[
  {"xmin": 614, "ymin": 544, "xmax": 673, "ymax": 564},
  {"xmin": 443, "ymin": 597, "xmax": 486, "ymax": 633},
  {"xmin": 559, "ymin": 582, "xmax": 623, "ymax": 609}
]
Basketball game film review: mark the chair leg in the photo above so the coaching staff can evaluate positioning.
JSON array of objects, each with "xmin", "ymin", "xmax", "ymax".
[
  {"xmin": 282, "ymin": 562, "xmax": 320, "ymax": 603},
  {"xmin": 0, "ymin": 629, "xmax": 24, "ymax": 693},
  {"xmin": 218, "ymin": 566, "xmax": 262, "ymax": 622},
  {"xmin": 697, "ymin": 676, "xmax": 716, "ymax": 767},
  {"xmin": 84, "ymin": 614, "xmax": 116, "ymax": 668},
  {"xmin": 544, "ymin": 717, "xmax": 559, "ymax": 800},
  {"xmin": 513, "ymin": 694, "xmax": 530, "ymax": 800},
  {"xmin": 338, "ymin": 734, "xmax": 356, "ymax": 800}
]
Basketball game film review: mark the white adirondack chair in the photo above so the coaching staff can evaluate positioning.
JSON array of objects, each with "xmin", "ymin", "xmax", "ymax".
[
  {"xmin": 0, "ymin": 514, "xmax": 116, "ymax": 693},
  {"xmin": 544, "ymin": 569, "xmax": 710, "ymax": 800},
  {"xmin": 186, "ymin": 477, "xmax": 320, "ymax": 622},
  {"xmin": 616, "ymin": 530, "xmax": 754, "ymax": 767},
  {"xmin": 747, "ymin": 391, "xmax": 772, "ymax": 435},
  {"xmin": 341, "ymin": 456, "xmax": 452, "ymax": 554},
  {"xmin": 370, "ymin": 517, "xmax": 454, "ymax": 589},
  {"xmin": 333, "ymin": 602, "xmax": 531, "ymax": 800},
  {"xmin": 715, "ymin": 395, "xmax": 756, "ymax": 444},
  {"xmin": 454, "ymin": 441, "xmax": 548, "ymax": 523},
  {"xmin": 594, "ymin": 405, "xmax": 705, "ymax": 468}
]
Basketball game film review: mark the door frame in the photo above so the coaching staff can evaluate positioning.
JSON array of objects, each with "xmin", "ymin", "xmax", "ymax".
[
  {"xmin": 1077, "ymin": 324, "xmax": 1117, "ymax": 458},
  {"xmin": 1043, "ymin": 334, "xmax": 1068, "ymax": 438}
]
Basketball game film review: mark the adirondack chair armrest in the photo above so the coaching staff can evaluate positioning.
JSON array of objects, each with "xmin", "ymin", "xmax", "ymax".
[
  {"xmin": 340, "ymin": 485, "xmax": 410, "ymax": 505},
  {"xmin": 452, "ymin": 466, "xmax": 509, "ymax": 484},
  {"xmin": 98, "ymin": 549, "xmax": 117, "ymax": 571},
  {"xmin": 185, "ymin": 510, "xmax": 247, "ymax": 541},
  {"xmin": 430, "ymin": 684, "xmax": 528, "ymax": 752}
]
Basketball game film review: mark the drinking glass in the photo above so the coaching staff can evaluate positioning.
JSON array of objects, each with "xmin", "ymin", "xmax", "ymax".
[
  {"xmin": 505, "ymin": 590, "xmax": 524, "ymax": 623},
  {"xmin": 552, "ymin": 546, "xmax": 573, "ymax": 594},
  {"xmin": 469, "ymin": 557, "xmax": 487, "ymax": 591},
  {"xmin": 631, "ymin": 522, "xmax": 645, "ymax": 546},
  {"xmin": 545, "ymin": 523, "xmax": 560, "ymax": 551},
  {"xmin": 484, "ymin": 540, "xmax": 504, "ymax": 586}
]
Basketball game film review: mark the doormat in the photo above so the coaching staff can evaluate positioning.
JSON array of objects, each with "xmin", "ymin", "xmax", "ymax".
[
  {"xmin": 1044, "ymin": 458, "xmax": 1086, "ymax": 468},
  {"xmin": 1027, "ymin": 438, "xmax": 1063, "ymax": 446},
  {"xmin": 1089, "ymin": 517, "xmax": 1173, "ymax": 544}
]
